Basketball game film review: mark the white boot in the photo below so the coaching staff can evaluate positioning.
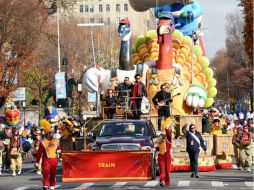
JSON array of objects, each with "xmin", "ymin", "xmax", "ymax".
[
  {"xmin": 36, "ymin": 170, "xmax": 42, "ymax": 175},
  {"xmin": 239, "ymin": 166, "xmax": 244, "ymax": 171},
  {"xmin": 12, "ymin": 171, "xmax": 16, "ymax": 176},
  {"xmin": 246, "ymin": 168, "xmax": 252, "ymax": 172},
  {"xmin": 17, "ymin": 170, "xmax": 21, "ymax": 175},
  {"xmin": 49, "ymin": 186, "xmax": 55, "ymax": 190}
]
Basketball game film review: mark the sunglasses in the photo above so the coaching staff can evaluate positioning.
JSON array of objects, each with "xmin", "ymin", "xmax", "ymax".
[
  {"xmin": 190, "ymin": 127, "xmax": 195, "ymax": 129},
  {"xmin": 136, "ymin": 78, "xmax": 141, "ymax": 80}
]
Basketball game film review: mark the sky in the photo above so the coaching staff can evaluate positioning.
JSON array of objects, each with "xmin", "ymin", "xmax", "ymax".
[{"xmin": 201, "ymin": 0, "xmax": 241, "ymax": 59}]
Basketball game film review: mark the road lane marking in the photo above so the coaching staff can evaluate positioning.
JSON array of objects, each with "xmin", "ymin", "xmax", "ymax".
[
  {"xmin": 211, "ymin": 181, "xmax": 224, "ymax": 187},
  {"xmin": 144, "ymin": 181, "xmax": 159, "ymax": 187},
  {"xmin": 14, "ymin": 187, "xmax": 29, "ymax": 190},
  {"xmin": 73, "ymin": 183, "xmax": 94, "ymax": 189},
  {"xmin": 245, "ymin": 182, "xmax": 254, "ymax": 187},
  {"xmin": 14, "ymin": 185, "xmax": 39, "ymax": 190},
  {"xmin": 112, "ymin": 182, "xmax": 128, "ymax": 187},
  {"xmin": 177, "ymin": 180, "xmax": 190, "ymax": 186}
]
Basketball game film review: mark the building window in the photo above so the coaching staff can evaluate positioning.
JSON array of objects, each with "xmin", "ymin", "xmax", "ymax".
[
  {"xmin": 99, "ymin": 18, "xmax": 103, "ymax": 23},
  {"xmin": 90, "ymin": 18, "xmax": 94, "ymax": 23},
  {"xmin": 106, "ymin": 4, "xmax": 110, "ymax": 12},
  {"xmin": 106, "ymin": 18, "xmax": 110, "ymax": 25},
  {"xmin": 80, "ymin": 5, "xmax": 83, "ymax": 13},
  {"xmin": 85, "ymin": 5, "xmax": 89, "ymax": 12},
  {"xmin": 99, "ymin": 4, "xmax": 103, "ymax": 12},
  {"xmin": 116, "ymin": 4, "xmax": 120, "ymax": 12},
  {"xmin": 90, "ymin": 5, "xmax": 94, "ymax": 12},
  {"xmin": 124, "ymin": 4, "xmax": 128, "ymax": 11}
]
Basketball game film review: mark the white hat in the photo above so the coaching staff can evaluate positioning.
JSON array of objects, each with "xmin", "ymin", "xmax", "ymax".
[
  {"xmin": 246, "ymin": 112, "xmax": 251, "ymax": 120},
  {"xmin": 233, "ymin": 114, "xmax": 238, "ymax": 120},
  {"xmin": 239, "ymin": 112, "xmax": 244, "ymax": 120}
]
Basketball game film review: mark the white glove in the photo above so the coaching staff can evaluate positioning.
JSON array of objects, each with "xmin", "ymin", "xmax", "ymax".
[
  {"xmin": 184, "ymin": 84, "xmax": 208, "ymax": 108},
  {"xmin": 56, "ymin": 150, "xmax": 62, "ymax": 154},
  {"xmin": 83, "ymin": 67, "xmax": 111, "ymax": 92}
]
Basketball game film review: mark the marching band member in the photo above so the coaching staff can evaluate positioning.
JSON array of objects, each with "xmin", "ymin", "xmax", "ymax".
[
  {"xmin": 232, "ymin": 127, "xmax": 243, "ymax": 169},
  {"xmin": 238, "ymin": 125, "xmax": 252, "ymax": 172},
  {"xmin": 32, "ymin": 127, "xmax": 42, "ymax": 175},
  {"xmin": 156, "ymin": 117, "xmax": 172, "ymax": 187},
  {"xmin": 36, "ymin": 119, "xmax": 61, "ymax": 190},
  {"xmin": 152, "ymin": 84, "xmax": 172, "ymax": 130},
  {"xmin": 9, "ymin": 129, "xmax": 23, "ymax": 176}
]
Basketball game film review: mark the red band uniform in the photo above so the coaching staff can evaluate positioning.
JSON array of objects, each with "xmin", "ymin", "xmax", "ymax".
[
  {"xmin": 36, "ymin": 119, "xmax": 60, "ymax": 189},
  {"xmin": 157, "ymin": 118, "xmax": 172, "ymax": 187}
]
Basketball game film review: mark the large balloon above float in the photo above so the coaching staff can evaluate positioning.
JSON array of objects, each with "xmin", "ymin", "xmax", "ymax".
[{"xmin": 83, "ymin": 0, "xmax": 217, "ymax": 115}]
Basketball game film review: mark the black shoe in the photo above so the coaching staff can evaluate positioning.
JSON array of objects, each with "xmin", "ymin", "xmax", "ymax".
[
  {"xmin": 195, "ymin": 174, "xmax": 200, "ymax": 178},
  {"xmin": 160, "ymin": 181, "xmax": 166, "ymax": 187},
  {"xmin": 42, "ymin": 187, "xmax": 48, "ymax": 190},
  {"xmin": 191, "ymin": 173, "xmax": 195, "ymax": 178}
]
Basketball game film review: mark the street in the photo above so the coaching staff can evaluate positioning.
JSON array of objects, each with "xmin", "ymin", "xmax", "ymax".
[{"xmin": 0, "ymin": 159, "xmax": 253, "ymax": 190}]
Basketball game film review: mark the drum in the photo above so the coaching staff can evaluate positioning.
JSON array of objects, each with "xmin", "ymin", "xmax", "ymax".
[
  {"xmin": 22, "ymin": 141, "xmax": 31, "ymax": 153},
  {"xmin": 141, "ymin": 97, "xmax": 151, "ymax": 114},
  {"xmin": 10, "ymin": 148, "xmax": 19, "ymax": 157}
]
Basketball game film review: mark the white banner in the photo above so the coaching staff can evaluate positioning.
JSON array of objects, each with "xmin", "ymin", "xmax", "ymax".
[
  {"xmin": 12, "ymin": 87, "xmax": 26, "ymax": 101},
  {"xmin": 55, "ymin": 72, "xmax": 67, "ymax": 100}
]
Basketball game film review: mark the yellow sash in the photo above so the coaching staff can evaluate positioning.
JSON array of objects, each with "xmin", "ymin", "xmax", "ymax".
[{"xmin": 42, "ymin": 139, "xmax": 58, "ymax": 158}]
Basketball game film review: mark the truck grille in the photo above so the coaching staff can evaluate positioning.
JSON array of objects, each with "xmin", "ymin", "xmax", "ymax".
[{"xmin": 101, "ymin": 143, "xmax": 141, "ymax": 150}]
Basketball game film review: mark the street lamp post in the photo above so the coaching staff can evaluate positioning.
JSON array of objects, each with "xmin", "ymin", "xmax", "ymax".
[
  {"xmin": 77, "ymin": 80, "xmax": 83, "ymax": 121},
  {"xmin": 77, "ymin": 23, "xmax": 104, "ymax": 117},
  {"xmin": 22, "ymin": 101, "xmax": 26, "ymax": 127},
  {"xmin": 62, "ymin": 54, "xmax": 70, "ymax": 115}
]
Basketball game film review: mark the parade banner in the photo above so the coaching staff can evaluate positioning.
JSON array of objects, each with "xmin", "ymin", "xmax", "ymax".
[
  {"xmin": 62, "ymin": 151, "xmax": 152, "ymax": 182},
  {"xmin": 55, "ymin": 72, "xmax": 66, "ymax": 100},
  {"xmin": 12, "ymin": 87, "xmax": 26, "ymax": 101}
]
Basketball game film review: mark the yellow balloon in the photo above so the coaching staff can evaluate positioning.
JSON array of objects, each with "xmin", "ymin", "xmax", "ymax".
[
  {"xmin": 208, "ymin": 87, "xmax": 217, "ymax": 98},
  {"xmin": 204, "ymin": 98, "xmax": 214, "ymax": 108}
]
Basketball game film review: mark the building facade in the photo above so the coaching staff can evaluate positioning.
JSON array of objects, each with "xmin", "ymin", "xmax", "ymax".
[{"xmin": 70, "ymin": 0, "xmax": 156, "ymax": 35}]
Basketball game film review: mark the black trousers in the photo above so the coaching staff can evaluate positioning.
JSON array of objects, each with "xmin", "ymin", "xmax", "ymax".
[
  {"xmin": 188, "ymin": 151, "xmax": 199, "ymax": 175},
  {"xmin": 132, "ymin": 99, "xmax": 142, "ymax": 120}
]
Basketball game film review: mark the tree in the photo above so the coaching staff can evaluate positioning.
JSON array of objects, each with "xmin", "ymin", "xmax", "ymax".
[
  {"xmin": 213, "ymin": 9, "xmax": 253, "ymax": 111},
  {"xmin": 238, "ymin": 0, "xmax": 253, "ymax": 67},
  {"xmin": 23, "ymin": 68, "xmax": 49, "ymax": 117}
]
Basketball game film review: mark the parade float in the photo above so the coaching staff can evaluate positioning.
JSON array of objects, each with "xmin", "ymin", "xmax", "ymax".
[{"xmin": 61, "ymin": 0, "xmax": 235, "ymax": 182}]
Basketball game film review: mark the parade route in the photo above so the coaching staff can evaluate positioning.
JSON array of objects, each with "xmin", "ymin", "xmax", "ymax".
[{"xmin": 0, "ymin": 160, "xmax": 253, "ymax": 190}]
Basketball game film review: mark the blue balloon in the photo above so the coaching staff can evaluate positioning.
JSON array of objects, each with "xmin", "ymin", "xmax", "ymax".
[{"xmin": 154, "ymin": 1, "xmax": 203, "ymax": 36}]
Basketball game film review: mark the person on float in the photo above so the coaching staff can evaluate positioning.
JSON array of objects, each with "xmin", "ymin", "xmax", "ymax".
[
  {"xmin": 131, "ymin": 74, "xmax": 146, "ymax": 119},
  {"xmin": 9, "ymin": 129, "xmax": 23, "ymax": 176},
  {"xmin": 36, "ymin": 119, "xmax": 61, "ymax": 190},
  {"xmin": 32, "ymin": 127, "xmax": 43, "ymax": 175},
  {"xmin": 152, "ymin": 84, "xmax": 172, "ymax": 131},
  {"xmin": 156, "ymin": 117, "xmax": 172, "ymax": 187},
  {"xmin": 182, "ymin": 123, "xmax": 207, "ymax": 178},
  {"xmin": 104, "ymin": 89, "xmax": 119, "ymax": 119},
  {"xmin": 117, "ymin": 76, "xmax": 133, "ymax": 101},
  {"xmin": 238, "ymin": 125, "xmax": 252, "ymax": 172},
  {"xmin": 201, "ymin": 109, "xmax": 210, "ymax": 133},
  {"xmin": 210, "ymin": 117, "xmax": 222, "ymax": 135}
]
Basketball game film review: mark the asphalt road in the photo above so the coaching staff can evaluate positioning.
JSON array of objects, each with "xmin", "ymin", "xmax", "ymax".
[{"xmin": 0, "ymin": 160, "xmax": 253, "ymax": 190}]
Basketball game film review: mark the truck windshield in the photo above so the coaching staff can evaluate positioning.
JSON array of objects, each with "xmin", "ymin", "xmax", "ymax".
[{"xmin": 98, "ymin": 122, "xmax": 149, "ymax": 137}]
